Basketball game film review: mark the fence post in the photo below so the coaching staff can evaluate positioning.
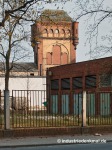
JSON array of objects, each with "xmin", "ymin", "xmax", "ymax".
[
  {"xmin": 4, "ymin": 90, "xmax": 10, "ymax": 129},
  {"xmin": 82, "ymin": 91, "xmax": 86, "ymax": 127}
]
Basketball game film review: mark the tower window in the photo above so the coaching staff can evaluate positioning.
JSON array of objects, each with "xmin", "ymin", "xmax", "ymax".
[
  {"xmin": 55, "ymin": 29, "xmax": 59, "ymax": 37},
  {"xmin": 30, "ymin": 73, "xmax": 34, "ymax": 76},
  {"xmin": 55, "ymin": 29, "xmax": 59, "ymax": 34},
  {"xmin": 49, "ymin": 29, "xmax": 54, "ymax": 37},
  {"xmin": 66, "ymin": 29, "xmax": 71, "ymax": 37},
  {"xmin": 43, "ymin": 29, "xmax": 48, "ymax": 37},
  {"xmin": 61, "ymin": 29, "xmax": 65, "ymax": 37}
]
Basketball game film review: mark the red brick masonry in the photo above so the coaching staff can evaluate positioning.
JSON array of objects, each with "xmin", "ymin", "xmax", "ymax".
[{"xmin": 0, "ymin": 126, "xmax": 112, "ymax": 138}]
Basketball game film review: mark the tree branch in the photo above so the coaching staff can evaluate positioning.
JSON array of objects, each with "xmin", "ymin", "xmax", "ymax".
[{"xmin": 0, "ymin": 0, "xmax": 36, "ymax": 27}]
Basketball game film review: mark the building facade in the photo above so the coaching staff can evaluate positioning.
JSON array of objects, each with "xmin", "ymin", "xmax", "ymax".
[
  {"xmin": 46, "ymin": 57, "xmax": 112, "ymax": 115},
  {"xmin": 0, "ymin": 63, "xmax": 46, "ymax": 110},
  {"xmin": 31, "ymin": 9, "xmax": 79, "ymax": 76},
  {"xmin": 0, "ymin": 62, "xmax": 46, "ymax": 92}
]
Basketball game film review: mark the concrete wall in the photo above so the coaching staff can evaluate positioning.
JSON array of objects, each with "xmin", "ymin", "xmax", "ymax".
[
  {"xmin": 0, "ymin": 77, "xmax": 46, "ymax": 108},
  {"xmin": 0, "ymin": 77, "xmax": 46, "ymax": 93}
]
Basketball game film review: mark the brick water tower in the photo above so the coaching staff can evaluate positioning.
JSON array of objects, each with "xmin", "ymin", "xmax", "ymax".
[{"xmin": 31, "ymin": 9, "xmax": 79, "ymax": 76}]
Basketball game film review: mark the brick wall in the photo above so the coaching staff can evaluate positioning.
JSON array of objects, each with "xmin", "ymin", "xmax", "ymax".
[
  {"xmin": 1, "ymin": 126, "xmax": 112, "ymax": 138},
  {"xmin": 48, "ymin": 57, "xmax": 112, "ymax": 89},
  {"xmin": 31, "ymin": 12, "xmax": 79, "ymax": 76},
  {"xmin": 47, "ymin": 57, "xmax": 112, "ymax": 115}
]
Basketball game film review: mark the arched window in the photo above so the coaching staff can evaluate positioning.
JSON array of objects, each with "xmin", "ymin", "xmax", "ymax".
[
  {"xmin": 61, "ymin": 52, "xmax": 68, "ymax": 65},
  {"xmin": 54, "ymin": 29, "xmax": 59, "ymax": 37},
  {"xmin": 61, "ymin": 29, "xmax": 65, "ymax": 37},
  {"xmin": 49, "ymin": 29, "xmax": 54, "ymax": 37},
  {"xmin": 66, "ymin": 29, "xmax": 71, "ymax": 38},
  {"xmin": 52, "ymin": 45, "xmax": 61, "ymax": 65},
  {"xmin": 46, "ymin": 52, "xmax": 52, "ymax": 65},
  {"xmin": 43, "ymin": 29, "xmax": 48, "ymax": 37}
]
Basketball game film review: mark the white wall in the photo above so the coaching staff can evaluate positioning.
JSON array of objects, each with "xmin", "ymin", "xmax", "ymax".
[
  {"xmin": 0, "ymin": 77, "xmax": 46, "ymax": 108},
  {"xmin": 0, "ymin": 77, "xmax": 46, "ymax": 92}
]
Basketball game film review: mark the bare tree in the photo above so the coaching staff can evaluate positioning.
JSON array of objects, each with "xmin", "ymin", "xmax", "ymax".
[
  {"xmin": 0, "ymin": 0, "xmax": 69, "ymax": 129},
  {"xmin": 74, "ymin": 0, "xmax": 112, "ymax": 59},
  {"xmin": 0, "ymin": 0, "xmax": 55, "ymax": 27},
  {"xmin": 0, "ymin": 14, "xmax": 32, "ymax": 90},
  {"xmin": 0, "ymin": 0, "xmax": 69, "ymax": 91}
]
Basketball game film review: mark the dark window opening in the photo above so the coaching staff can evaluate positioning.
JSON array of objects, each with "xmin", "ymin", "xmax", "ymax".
[
  {"xmin": 30, "ymin": 73, "xmax": 34, "ymax": 76},
  {"xmin": 73, "ymin": 77, "xmax": 82, "ymax": 89},
  {"xmin": 100, "ymin": 74, "xmax": 112, "ymax": 87},
  {"xmin": 85, "ymin": 75, "xmax": 96, "ymax": 88},
  {"xmin": 61, "ymin": 78, "xmax": 70, "ymax": 90},
  {"xmin": 51, "ymin": 79, "xmax": 59, "ymax": 90}
]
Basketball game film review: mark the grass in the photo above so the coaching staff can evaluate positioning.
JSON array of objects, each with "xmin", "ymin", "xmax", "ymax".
[
  {"xmin": 87, "ymin": 116, "xmax": 112, "ymax": 125},
  {"xmin": 0, "ymin": 111, "xmax": 112, "ymax": 128},
  {"xmin": 10, "ymin": 113, "xmax": 80, "ymax": 128}
]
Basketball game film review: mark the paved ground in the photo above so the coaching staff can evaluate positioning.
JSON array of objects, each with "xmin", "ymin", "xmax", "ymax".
[
  {"xmin": 0, "ymin": 133, "xmax": 112, "ymax": 148},
  {"xmin": 1, "ymin": 143, "xmax": 112, "ymax": 150}
]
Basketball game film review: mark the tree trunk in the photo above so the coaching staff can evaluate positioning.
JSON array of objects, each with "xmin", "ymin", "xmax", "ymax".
[
  {"xmin": 4, "ymin": 59, "xmax": 10, "ymax": 129},
  {"xmin": 4, "ymin": 90, "xmax": 10, "ymax": 129},
  {"xmin": 5, "ymin": 71, "xmax": 9, "ymax": 91},
  {"xmin": 5, "ymin": 59, "xmax": 10, "ymax": 91}
]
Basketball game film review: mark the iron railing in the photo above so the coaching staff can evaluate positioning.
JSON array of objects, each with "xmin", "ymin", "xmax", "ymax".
[
  {"xmin": 87, "ymin": 92, "xmax": 112, "ymax": 125},
  {"xmin": 11, "ymin": 90, "xmax": 81, "ymax": 128},
  {"xmin": 0, "ymin": 90, "xmax": 112, "ymax": 129}
]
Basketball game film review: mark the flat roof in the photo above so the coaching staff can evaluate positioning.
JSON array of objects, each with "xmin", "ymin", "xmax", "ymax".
[{"xmin": 48, "ymin": 56, "xmax": 112, "ymax": 70}]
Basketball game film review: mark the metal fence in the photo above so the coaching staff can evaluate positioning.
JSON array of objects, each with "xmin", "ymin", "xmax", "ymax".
[
  {"xmin": 0, "ymin": 90, "xmax": 112, "ymax": 129},
  {"xmin": 0, "ymin": 90, "xmax": 83, "ymax": 129},
  {"xmin": 11, "ymin": 90, "xmax": 47, "ymax": 128},
  {"xmin": 87, "ymin": 92, "xmax": 112, "ymax": 125},
  {"xmin": 49, "ymin": 92, "xmax": 82, "ymax": 127},
  {"xmin": 11, "ymin": 90, "xmax": 81, "ymax": 128}
]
